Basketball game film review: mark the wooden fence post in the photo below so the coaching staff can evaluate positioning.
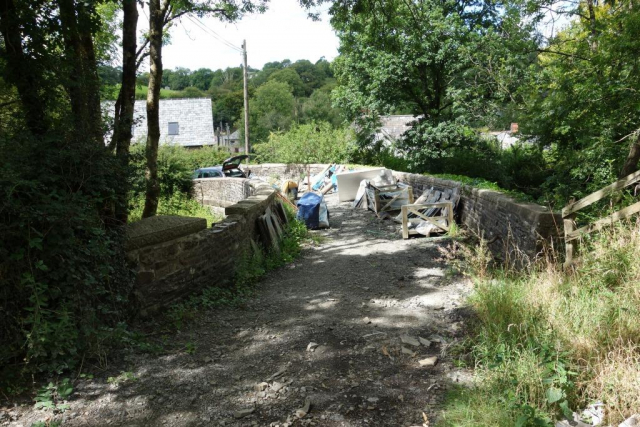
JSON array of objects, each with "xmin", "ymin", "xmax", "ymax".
[{"xmin": 564, "ymin": 214, "xmax": 576, "ymax": 267}]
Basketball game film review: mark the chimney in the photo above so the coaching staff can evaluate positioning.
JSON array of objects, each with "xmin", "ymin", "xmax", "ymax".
[{"xmin": 510, "ymin": 123, "xmax": 519, "ymax": 133}]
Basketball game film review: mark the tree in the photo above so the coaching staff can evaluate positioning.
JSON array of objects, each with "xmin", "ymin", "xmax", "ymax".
[
  {"xmin": 255, "ymin": 121, "xmax": 354, "ymax": 164},
  {"xmin": 301, "ymin": 89, "xmax": 342, "ymax": 127},
  {"xmin": 515, "ymin": 0, "xmax": 640, "ymax": 199},
  {"xmin": 268, "ymin": 68, "xmax": 305, "ymax": 97},
  {"xmin": 142, "ymin": 0, "xmax": 269, "ymax": 218},
  {"xmin": 212, "ymin": 89, "xmax": 245, "ymax": 125},
  {"xmin": 244, "ymin": 80, "xmax": 295, "ymax": 142},
  {"xmin": 168, "ymin": 66, "xmax": 191, "ymax": 90},
  {"xmin": 190, "ymin": 67, "xmax": 214, "ymax": 90},
  {"xmin": 291, "ymin": 59, "xmax": 325, "ymax": 96},
  {"xmin": 111, "ymin": 0, "xmax": 139, "ymax": 223},
  {"xmin": 0, "ymin": 0, "xmax": 132, "ymax": 373},
  {"xmin": 329, "ymin": 0, "xmax": 525, "ymax": 161}
]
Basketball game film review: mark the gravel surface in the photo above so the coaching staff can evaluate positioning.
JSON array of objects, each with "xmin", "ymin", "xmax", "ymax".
[{"xmin": 3, "ymin": 194, "xmax": 473, "ymax": 427}]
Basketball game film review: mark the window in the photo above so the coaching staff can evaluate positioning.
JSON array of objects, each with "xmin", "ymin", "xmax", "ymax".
[{"xmin": 168, "ymin": 122, "xmax": 179, "ymax": 135}]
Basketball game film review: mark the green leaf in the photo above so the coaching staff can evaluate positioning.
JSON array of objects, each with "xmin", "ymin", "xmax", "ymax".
[
  {"xmin": 559, "ymin": 400, "xmax": 573, "ymax": 420},
  {"xmin": 546, "ymin": 387, "xmax": 564, "ymax": 404}
]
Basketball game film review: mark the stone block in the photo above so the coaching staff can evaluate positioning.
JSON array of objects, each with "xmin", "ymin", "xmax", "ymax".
[{"xmin": 126, "ymin": 215, "xmax": 206, "ymax": 250}]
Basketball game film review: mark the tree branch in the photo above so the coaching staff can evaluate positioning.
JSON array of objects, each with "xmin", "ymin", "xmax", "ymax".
[{"xmin": 536, "ymin": 48, "xmax": 591, "ymax": 61}]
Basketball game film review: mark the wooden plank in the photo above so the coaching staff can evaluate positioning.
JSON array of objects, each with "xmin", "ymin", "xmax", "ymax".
[
  {"xmin": 402, "ymin": 202, "xmax": 454, "ymax": 239},
  {"xmin": 276, "ymin": 191, "xmax": 297, "ymax": 211},
  {"xmin": 402, "ymin": 205, "xmax": 409, "ymax": 239},
  {"xmin": 562, "ymin": 169, "xmax": 640, "ymax": 217},
  {"xmin": 566, "ymin": 200, "xmax": 640, "ymax": 242},
  {"xmin": 408, "ymin": 206, "xmax": 449, "ymax": 232},
  {"xmin": 564, "ymin": 215, "xmax": 576, "ymax": 267},
  {"xmin": 407, "ymin": 202, "xmax": 452, "ymax": 209},
  {"xmin": 380, "ymin": 191, "xmax": 404, "ymax": 212},
  {"xmin": 274, "ymin": 201, "xmax": 289, "ymax": 225}
]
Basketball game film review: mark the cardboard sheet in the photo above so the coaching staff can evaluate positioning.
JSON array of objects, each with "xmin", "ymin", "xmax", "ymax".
[{"xmin": 335, "ymin": 168, "xmax": 387, "ymax": 202}]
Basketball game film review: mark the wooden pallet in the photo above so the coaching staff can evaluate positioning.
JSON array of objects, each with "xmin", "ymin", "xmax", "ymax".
[
  {"xmin": 401, "ymin": 202, "xmax": 453, "ymax": 239},
  {"xmin": 368, "ymin": 184, "xmax": 414, "ymax": 215}
]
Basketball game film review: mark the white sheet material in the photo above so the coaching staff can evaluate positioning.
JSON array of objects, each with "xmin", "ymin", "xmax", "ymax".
[{"xmin": 335, "ymin": 168, "xmax": 387, "ymax": 202}]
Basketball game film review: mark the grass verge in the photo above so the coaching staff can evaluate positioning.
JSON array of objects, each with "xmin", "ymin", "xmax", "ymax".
[{"xmin": 439, "ymin": 220, "xmax": 640, "ymax": 426}]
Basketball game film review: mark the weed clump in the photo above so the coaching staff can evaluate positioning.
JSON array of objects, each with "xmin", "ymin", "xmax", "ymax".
[{"xmin": 440, "ymin": 220, "xmax": 640, "ymax": 426}]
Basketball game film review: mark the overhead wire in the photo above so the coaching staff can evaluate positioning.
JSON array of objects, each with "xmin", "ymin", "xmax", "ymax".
[{"xmin": 185, "ymin": 15, "xmax": 243, "ymax": 53}]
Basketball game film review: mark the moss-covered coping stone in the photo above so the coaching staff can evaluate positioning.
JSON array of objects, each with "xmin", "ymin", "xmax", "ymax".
[{"xmin": 126, "ymin": 215, "xmax": 206, "ymax": 251}]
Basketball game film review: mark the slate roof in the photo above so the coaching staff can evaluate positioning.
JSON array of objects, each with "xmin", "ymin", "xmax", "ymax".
[{"xmin": 374, "ymin": 115, "xmax": 421, "ymax": 143}]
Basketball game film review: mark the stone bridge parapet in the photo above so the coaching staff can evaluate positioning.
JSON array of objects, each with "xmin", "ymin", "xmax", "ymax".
[{"xmin": 126, "ymin": 180, "xmax": 276, "ymax": 314}]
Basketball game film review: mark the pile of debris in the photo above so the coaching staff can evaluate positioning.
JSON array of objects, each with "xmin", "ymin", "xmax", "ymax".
[
  {"xmin": 397, "ymin": 187, "xmax": 460, "ymax": 237},
  {"xmin": 263, "ymin": 164, "xmax": 459, "ymax": 237},
  {"xmin": 272, "ymin": 164, "xmax": 351, "ymax": 230},
  {"xmin": 256, "ymin": 203, "xmax": 290, "ymax": 253},
  {"xmin": 352, "ymin": 169, "xmax": 414, "ymax": 217},
  {"xmin": 346, "ymin": 168, "xmax": 459, "ymax": 238}
]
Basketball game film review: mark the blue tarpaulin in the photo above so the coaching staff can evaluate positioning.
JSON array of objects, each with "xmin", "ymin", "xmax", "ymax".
[{"xmin": 296, "ymin": 193, "xmax": 329, "ymax": 229}]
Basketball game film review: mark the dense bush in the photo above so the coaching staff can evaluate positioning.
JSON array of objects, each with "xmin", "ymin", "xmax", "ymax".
[
  {"xmin": 0, "ymin": 134, "xmax": 133, "ymax": 382},
  {"xmin": 127, "ymin": 144, "xmax": 229, "ymax": 224},
  {"xmin": 129, "ymin": 143, "xmax": 229, "ymax": 198},
  {"xmin": 254, "ymin": 121, "xmax": 356, "ymax": 164}
]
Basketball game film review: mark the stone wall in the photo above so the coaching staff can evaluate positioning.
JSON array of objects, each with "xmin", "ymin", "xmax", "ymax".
[
  {"xmin": 126, "ymin": 180, "xmax": 277, "ymax": 314},
  {"xmin": 244, "ymin": 163, "xmax": 562, "ymax": 262},
  {"xmin": 391, "ymin": 172, "xmax": 562, "ymax": 262},
  {"xmin": 126, "ymin": 164, "xmax": 562, "ymax": 312},
  {"xmin": 193, "ymin": 177, "xmax": 252, "ymax": 208},
  {"xmin": 247, "ymin": 163, "xmax": 328, "ymax": 182}
]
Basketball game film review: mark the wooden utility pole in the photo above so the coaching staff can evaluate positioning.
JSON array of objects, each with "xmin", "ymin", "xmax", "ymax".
[{"xmin": 242, "ymin": 39, "xmax": 250, "ymax": 161}]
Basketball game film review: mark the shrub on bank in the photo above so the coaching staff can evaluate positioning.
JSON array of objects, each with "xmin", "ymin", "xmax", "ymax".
[
  {"xmin": 253, "ymin": 121, "xmax": 356, "ymax": 164},
  {"xmin": 128, "ymin": 144, "xmax": 229, "ymax": 223},
  {"xmin": 440, "ymin": 221, "xmax": 640, "ymax": 426}
]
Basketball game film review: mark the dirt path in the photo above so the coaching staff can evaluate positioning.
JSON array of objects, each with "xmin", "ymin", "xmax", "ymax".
[{"xmin": 6, "ymin": 195, "xmax": 473, "ymax": 427}]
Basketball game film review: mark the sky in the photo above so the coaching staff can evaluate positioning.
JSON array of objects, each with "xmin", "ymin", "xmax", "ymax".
[{"xmin": 152, "ymin": 0, "xmax": 339, "ymax": 72}]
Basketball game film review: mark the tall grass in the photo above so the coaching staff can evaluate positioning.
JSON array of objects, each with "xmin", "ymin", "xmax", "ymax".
[{"xmin": 440, "ymin": 220, "xmax": 640, "ymax": 426}]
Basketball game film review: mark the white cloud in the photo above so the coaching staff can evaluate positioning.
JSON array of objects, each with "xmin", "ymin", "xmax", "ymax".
[{"xmin": 151, "ymin": 0, "xmax": 338, "ymax": 72}]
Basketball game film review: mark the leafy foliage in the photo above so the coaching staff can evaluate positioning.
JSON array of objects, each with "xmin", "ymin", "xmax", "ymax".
[
  {"xmin": 127, "ymin": 144, "xmax": 226, "ymax": 225},
  {"xmin": 254, "ymin": 121, "xmax": 355, "ymax": 164},
  {"xmin": 0, "ymin": 133, "xmax": 134, "ymax": 380}
]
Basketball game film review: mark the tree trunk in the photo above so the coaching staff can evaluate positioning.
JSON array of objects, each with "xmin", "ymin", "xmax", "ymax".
[
  {"xmin": 586, "ymin": 0, "xmax": 598, "ymax": 52},
  {"xmin": 114, "ymin": 0, "xmax": 138, "ymax": 224},
  {"xmin": 57, "ymin": 0, "xmax": 104, "ymax": 146},
  {"xmin": 0, "ymin": 0, "xmax": 48, "ymax": 136},
  {"xmin": 142, "ymin": 0, "xmax": 164, "ymax": 218},
  {"xmin": 619, "ymin": 133, "xmax": 640, "ymax": 179}
]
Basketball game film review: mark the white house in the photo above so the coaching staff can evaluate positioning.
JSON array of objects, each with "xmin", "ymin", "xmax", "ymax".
[{"xmin": 103, "ymin": 98, "xmax": 215, "ymax": 147}]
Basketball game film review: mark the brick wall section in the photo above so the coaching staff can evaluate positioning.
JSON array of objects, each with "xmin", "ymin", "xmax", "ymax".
[
  {"xmin": 126, "ymin": 181, "xmax": 276, "ymax": 314},
  {"xmin": 192, "ymin": 178, "xmax": 252, "ymax": 208}
]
